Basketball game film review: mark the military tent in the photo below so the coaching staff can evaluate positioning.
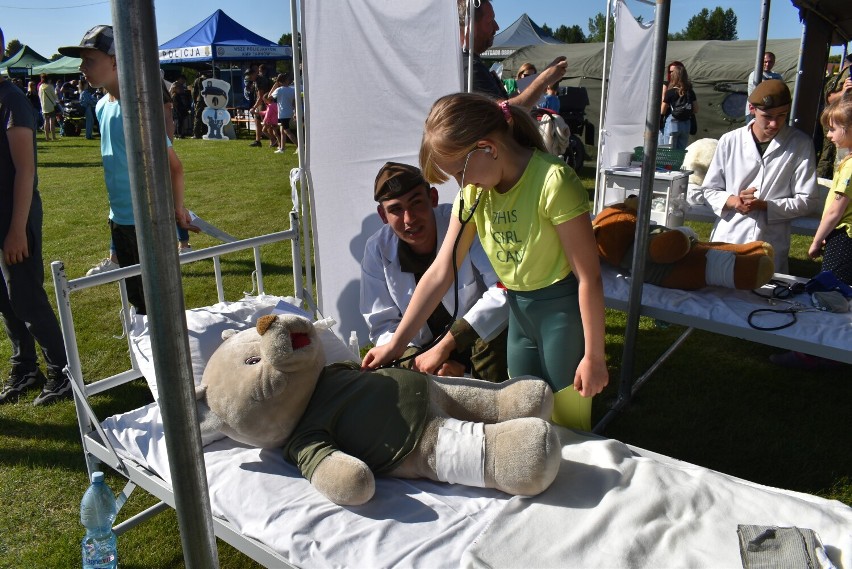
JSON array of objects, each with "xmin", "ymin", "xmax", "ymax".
[{"xmin": 501, "ymin": 38, "xmax": 802, "ymax": 150}]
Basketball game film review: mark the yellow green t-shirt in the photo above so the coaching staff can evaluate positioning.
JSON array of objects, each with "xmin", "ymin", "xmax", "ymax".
[
  {"xmin": 824, "ymin": 156, "xmax": 852, "ymax": 238},
  {"xmin": 452, "ymin": 150, "xmax": 589, "ymax": 291}
]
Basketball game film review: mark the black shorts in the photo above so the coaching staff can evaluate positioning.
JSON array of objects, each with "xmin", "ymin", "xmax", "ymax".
[{"xmin": 277, "ymin": 117, "xmax": 292, "ymax": 128}]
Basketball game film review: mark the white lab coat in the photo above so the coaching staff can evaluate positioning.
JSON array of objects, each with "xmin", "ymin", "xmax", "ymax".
[
  {"xmin": 360, "ymin": 204, "xmax": 508, "ymax": 348},
  {"xmin": 688, "ymin": 122, "xmax": 819, "ymax": 273}
]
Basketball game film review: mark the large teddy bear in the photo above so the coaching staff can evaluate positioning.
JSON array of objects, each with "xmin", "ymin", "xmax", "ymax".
[
  {"xmin": 195, "ymin": 313, "xmax": 562, "ymax": 506},
  {"xmin": 594, "ymin": 197, "xmax": 775, "ymax": 290}
]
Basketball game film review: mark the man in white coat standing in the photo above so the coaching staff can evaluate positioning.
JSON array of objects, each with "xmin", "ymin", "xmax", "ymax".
[
  {"xmin": 691, "ymin": 79, "xmax": 819, "ymax": 274},
  {"xmin": 361, "ymin": 162, "xmax": 509, "ymax": 381}
]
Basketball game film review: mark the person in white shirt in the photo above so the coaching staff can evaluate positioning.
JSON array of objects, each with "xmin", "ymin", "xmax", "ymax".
[
  {"xmin": 745, "ymin": 51, "xmax": 783, "ymax": 120},
  {"xmin": 360, "ymin": 162, "xmax": 509, "ymax": 380},
  {"xmin": 267, "ymin": 73, "xmax": 298, "ymax": 154},
  {"xmin": 690, "ymin": 79, "xmax": 819, "ymax": 273}
]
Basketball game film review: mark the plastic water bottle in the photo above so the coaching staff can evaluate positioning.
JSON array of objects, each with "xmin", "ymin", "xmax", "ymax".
[
  {"xmin": 80, "ymin": 471, "xmax": 118, "ymax": 569},
  {"xmin": 348, "ymin": 331, "xmax": 360, "ymax": 359}
]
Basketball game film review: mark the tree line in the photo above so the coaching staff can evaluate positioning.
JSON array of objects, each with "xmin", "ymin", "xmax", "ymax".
[{"xmin": 541, "ymin": 6, "xmax": 739, "ymax": 43}]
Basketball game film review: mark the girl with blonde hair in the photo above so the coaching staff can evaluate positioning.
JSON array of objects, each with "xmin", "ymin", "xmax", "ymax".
[
  {"xmin": 363, "ymin": 92, "xmax": 608, "ymax": 430},
  {"xmin": 811, "ymin": 96, "xmax": 852, "ymax": 282}
]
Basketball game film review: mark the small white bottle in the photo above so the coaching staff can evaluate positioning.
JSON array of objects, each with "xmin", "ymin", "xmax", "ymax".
[{"xmin": 348, "ymin": 331, "xmax": 360, "ymax": 359}]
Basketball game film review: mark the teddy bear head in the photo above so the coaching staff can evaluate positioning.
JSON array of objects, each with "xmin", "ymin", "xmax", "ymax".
[
  {"xmin": 682, "ymin": 138, "xmax": 718, "ymax": 186},
  {"xmin": 195, "ymin": 314, "xmax": 326, "ymax": 448}
]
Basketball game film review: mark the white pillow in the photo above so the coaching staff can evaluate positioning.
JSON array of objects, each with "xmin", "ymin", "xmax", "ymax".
[{"xmin": 129, "ymin": 295, "xmax": 355, "ymax": 403}]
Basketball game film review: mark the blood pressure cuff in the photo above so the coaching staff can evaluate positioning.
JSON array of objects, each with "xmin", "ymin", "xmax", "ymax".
[
  {"xmin": 811, "ymin": 291, "xmax": 850, "ymax": 313},
  {"xmin": 737, "ymin": 525, "xmax": 831, "ymax": 569},
  {"xmin": 805, "ymin": 270, "xmax": 852, "ymax": 298}
]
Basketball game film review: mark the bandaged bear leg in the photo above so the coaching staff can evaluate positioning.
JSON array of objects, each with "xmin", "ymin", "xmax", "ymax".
[
  {"xmin": 428, "ymin": 375, "xmax": 553, "ymax": 423},
  {"xmin": 551, "ymin": 386, "xmax": 592, "ymax": 431},
  {"xmin": 393, "ymin": 417, "xmax": 561, "ymax": 496},
  {"xmin": 434, "ymin": 418, "xmax": 561, "ymax": 496},
  {"xmin": 659, "ymin": 242, "xmax": 775, "ymax": 290}
]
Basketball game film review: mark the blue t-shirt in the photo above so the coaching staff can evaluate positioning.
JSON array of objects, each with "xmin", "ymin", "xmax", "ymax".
[{"xmin": 96, "ymin": 96, "xmax": 172, "ymax": 225}]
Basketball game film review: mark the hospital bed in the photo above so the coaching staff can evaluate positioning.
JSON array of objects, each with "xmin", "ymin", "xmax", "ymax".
[{"xmin": 53, "ymin": 216, "xmax": 852, "ymax": 568}]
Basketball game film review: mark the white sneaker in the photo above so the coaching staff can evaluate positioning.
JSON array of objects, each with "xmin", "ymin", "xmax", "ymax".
[
  {"xmin": 179, "ymin": 245, "xmax": 192, "ymax": 254},
  {"xmin": 86, "ymin": 259, "xmax": 119, "ymax": 276},
  {"xmin": 274, "ymin": 148, "xmax": 284, "ymax": 154}
]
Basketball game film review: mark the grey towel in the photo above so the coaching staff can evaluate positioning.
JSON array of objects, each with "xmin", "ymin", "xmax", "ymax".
[{"xmin": 737, "ymin": 524, "xmax": 830, "ymax": 569}]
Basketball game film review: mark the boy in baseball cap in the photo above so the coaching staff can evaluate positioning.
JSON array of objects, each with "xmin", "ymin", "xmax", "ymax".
[
  {"xmin": 58, "ymin": 24, "xmax": 115, "ymax": 58},
  {"xmin": 59, "ymin": 25, "xmax": 196, "ymax": 315}
]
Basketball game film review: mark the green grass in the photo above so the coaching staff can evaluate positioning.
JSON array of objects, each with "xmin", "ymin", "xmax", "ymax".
[{"xmin": 0, "ymin": 141, "xmax": 848, "ymax": 568}]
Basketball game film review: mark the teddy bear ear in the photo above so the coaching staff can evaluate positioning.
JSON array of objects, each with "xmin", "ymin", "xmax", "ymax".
[{"xmin": 221, "ymin": 329, "xmax": 237, "ymax": 341}]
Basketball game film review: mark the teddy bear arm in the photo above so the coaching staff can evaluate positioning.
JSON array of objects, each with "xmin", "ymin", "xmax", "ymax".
[
  {"xmin": 428, "ymin": 375, "xmax": 553, "ymax": 422},
  {"xmin": 310, "ymin": 451, "xmax": 376, "ymax": 506}
]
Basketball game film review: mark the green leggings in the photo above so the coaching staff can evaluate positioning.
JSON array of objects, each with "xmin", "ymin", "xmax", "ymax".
[{"xmin": 507, "ymin": 274, "xmax": 592, "ymax": 430}]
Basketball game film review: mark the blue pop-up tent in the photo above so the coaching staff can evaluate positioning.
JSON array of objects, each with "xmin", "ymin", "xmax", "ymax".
[{"xmin": 158, "ymin": 9, "xmax": 292, "ymax": 65}]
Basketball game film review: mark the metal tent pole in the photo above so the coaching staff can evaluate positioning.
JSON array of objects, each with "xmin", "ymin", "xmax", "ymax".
[
  {"xmin": 593, "ymin": 0, "xmax": 614, "ymax": 215},
  {"xmin": 752, "ymin": 1, "xmax": 771, "ymax": 91},
  {"xmin": 291, "ymin": 0, "xmax": 314, "ymax": 307},
  {"xmin": 612, "ymin": 0, "xmax": 671, "ymax": 415},
  {"xmin": 464, "ymin": 0, "xmax": 476, "ymax": 92},
  {"xmin": 110, "ymin": 2, "xmax": 219, "ymax": 567}
]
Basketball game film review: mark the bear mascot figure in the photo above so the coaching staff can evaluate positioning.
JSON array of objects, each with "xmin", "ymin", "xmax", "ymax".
[
  {"xmin": 594, "ymin": 197, "xmax": 775, "ymax": 290},
  {"xmin": 195, "ymin": 313, "xmax": 562, "ymax": 506}
]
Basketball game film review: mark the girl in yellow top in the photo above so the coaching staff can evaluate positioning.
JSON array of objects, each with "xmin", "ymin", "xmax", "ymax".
[
  {"xmin": 363, "ymin": 92, "xmax": 608, "ymax": 430},
  {"xmin": 810, "ymin": 97, "xmax": 852, "ymax": 284}
]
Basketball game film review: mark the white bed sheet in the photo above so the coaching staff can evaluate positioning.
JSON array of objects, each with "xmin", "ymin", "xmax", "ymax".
[
  {"xmin": 102, "ymin": 403, "xmax": 510, "ymax": 569},
  {"xmin": 102, "ymin": 407, "xmax": 852, "ymax": 568},
  {"xmin": 601, "ymin": 264, "xmax": 852, "ymax": 363},
  {"xmin": 465, "ymin": 429, "xmax": 852, "ymax": 568}
]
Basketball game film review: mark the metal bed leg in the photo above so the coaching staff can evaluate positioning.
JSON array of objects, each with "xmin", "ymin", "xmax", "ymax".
[
  {"xmin": 593, "ymin": 327, "xmax": 695, "ymax": 434},
  {"xmin": 113, "ymin": 501, "xmax": 171, "ymax": 536}
]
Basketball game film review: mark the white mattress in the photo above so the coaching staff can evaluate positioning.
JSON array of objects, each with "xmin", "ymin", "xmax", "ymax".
[
  {"xmin": 102, "ymin": 403, "xmax": 509, "ymax": 569},
  {"xmin": 601, "ymin": 264, "xmax": 852, "ymax": 363},
  {"xmin": 102, "ymin": 405, "xmax": 852, "ymax": 569}
]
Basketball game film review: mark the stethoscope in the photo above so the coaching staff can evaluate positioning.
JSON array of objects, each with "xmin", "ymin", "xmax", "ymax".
[{"xmin": 378, "ymin": 147, "xmax": 489, "ymax": 369}]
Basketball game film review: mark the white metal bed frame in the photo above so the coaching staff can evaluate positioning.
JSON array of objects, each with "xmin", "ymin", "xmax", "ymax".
[
  {"xmin": 50, "ymin": 211, "xmax": 305, "ymax": 568},
  {"xmin": 595, "ymin": 264, "xmax": 852, "ymax": 431}
]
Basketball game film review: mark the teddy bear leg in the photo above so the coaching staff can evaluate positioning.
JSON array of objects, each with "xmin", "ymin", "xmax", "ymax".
[
  {"xmin": 484, "ymin": 418, "xmax": 561, "ymax": 496},
  {"xmin": 551, "ymin": 386, "xmax": 592, "ymax": 431},
  {"xmin": 428, "ymin": 375, "xmax": 553, "ymax": 423},
  {"xmin": 648, "ymin": 230, "xmax": 692, "ymax": 264},
  {"xmin": 392, "ymin": 416, "xmax": 561, "ymax": 497}
]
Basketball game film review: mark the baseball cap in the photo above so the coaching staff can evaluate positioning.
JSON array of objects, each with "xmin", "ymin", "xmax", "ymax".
[
  {"xmin": 58, "ymin": 25, "xmax": 115, "ymax": 58},
  {"xmin": 748, "ymin": 79, "xmax": 791, "ymax": 110},
  {"xmin": 374, "ymin": 162, "xmax": 428, "ymax": 202}
]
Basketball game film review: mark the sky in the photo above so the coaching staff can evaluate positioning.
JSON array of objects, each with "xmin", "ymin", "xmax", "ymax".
[{"xmin": 0, "ymin": 0, "xmax": 832, "ymax": 62}]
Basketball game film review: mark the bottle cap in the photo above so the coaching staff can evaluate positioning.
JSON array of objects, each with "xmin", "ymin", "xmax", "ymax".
[{"xmin": 91, "ymin": 471, "xmax": 104, "ymax": 483}]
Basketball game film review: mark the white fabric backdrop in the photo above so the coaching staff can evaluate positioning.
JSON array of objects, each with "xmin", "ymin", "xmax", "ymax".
[
  {"xmin": 599, "ymin": 0, "xmax": 655, "ymax": 170},
  {"xmin": 303, "ymin": 0, "xmax": 461, "ymax": 343}
]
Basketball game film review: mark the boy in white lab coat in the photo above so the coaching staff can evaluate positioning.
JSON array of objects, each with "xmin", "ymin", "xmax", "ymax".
[{"xmin": 691, "ymin": 79, "xmax": 819, "ymax": 273}]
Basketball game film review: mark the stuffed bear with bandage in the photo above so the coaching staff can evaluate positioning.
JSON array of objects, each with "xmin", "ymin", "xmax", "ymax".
[
  {"xmin": 195, "ymin": 313, "xmax": 561, "ymax": 506},
  {"xmin": 594, "ymin": 197, "xmax": 776, "ymax": 290}
]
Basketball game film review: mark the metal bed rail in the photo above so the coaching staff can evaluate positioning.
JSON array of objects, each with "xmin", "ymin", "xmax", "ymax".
[{"xmin": 50, "ymin": 211, "xmax": 306, "ymax": 567}]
